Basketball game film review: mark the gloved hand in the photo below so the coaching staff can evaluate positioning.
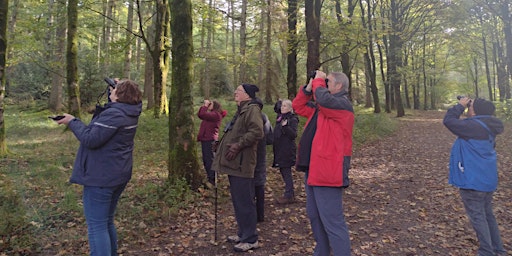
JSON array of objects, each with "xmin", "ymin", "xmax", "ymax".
[{"xmin": 225, "ymin": 143, "xmax": 241, "ymax": 161}]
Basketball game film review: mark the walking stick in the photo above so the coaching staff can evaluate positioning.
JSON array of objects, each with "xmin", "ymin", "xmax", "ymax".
[{"xmin": 214, "ymin": 170, "xmax": 218, "ymax": 242}]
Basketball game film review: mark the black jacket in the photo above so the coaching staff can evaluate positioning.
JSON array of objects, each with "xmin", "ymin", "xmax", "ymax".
[{"xmin": 273, "ymin": 112, "xmax": 299, "ymax": 168}]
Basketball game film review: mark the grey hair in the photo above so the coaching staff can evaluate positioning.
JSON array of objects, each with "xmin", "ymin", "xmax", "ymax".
[
  {"xmin": 281, "ymin": 99, "xmax": 294, "ymax": 114},
  {"xmin": 330, "ymin": 72, "xmax": 349, "ymax": 92}
]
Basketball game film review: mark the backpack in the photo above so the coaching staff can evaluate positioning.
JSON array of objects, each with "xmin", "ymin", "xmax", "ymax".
[
  {"xmin": 448, "ymin": 117, "xmax": 498, "ymax": 192},
  {"xmin": 262, "ymin": 113, "xmax": 274, "ymax": 145}
]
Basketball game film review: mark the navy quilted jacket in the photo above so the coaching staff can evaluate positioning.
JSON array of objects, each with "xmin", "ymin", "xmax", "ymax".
[{"xmin": 68, "ymin": 101, "xmax": 142, "ymax": 187}]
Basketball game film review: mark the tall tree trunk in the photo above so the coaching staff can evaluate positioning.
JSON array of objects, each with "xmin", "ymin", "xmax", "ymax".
[
  {"xmin": 411, "ymin": 53, "xmax": 420, "ymax": 109},
  {"xmin": 501, "ymin": 0, "xmax": 512, "ymax": 99},
  {"xmin": 66, "ymin": 0, "xmax": 81, "ymax": 116},
  {"xmin": 0, "ymin": 0, "xmax": 8, "ymax": 155},
  {"xmin": 257, "ymin": 5, "xmax": 265, "ymax": 92},
  {"xmin": 45, "ymin": 0, "xmax": 55, "ymax": 88},
  {"xmin": 388, "ymin": 34, "xmax": 404, "ymax": 117},
  {"xmin": 49, "ymin": 1, "xmax": 66, "ymax": 112},
  {"xmin": 123, "ymin": 0, "xmax": 134, "ymax": 79},
  {"xmin": 230, "ymin": 0, "xmax": 238, "ymax": 86},
  {"xmin": 472, "ymin": 57, "xmax": 479, "ymax": 98},
  {"xmin": 152, "ymin": 0, "xmax": 170, "ymax": 117},
  {"xmin": 378, "ymin": 3, "xmax": 390, "ymax": 113},
  {"xmin": 102, "ymin": 0, "xmax": 114, "ymax": 72},
  {"xmin": 138, "ymin": 1, "xmax": 154, "ymax": 107},
  {"xmin": 169, "ymin": 0, "xmax": 201, "ymax": 189},
  {"xmin": 305, "ymin": 0, "xmax": 321, "ymax": 73},
  {"xmin": 493, "ymin": 23, "xmax": 508, "ymax": 102},
  {"xmin": 335, "ymin": 0, "xmax": 356, "ymax": 98},
  {"xmin": 5, "ymin": 0, "xmax": 18, "ymax": 96},
  {"xmin": 482, "ymin": 35, "xmax": 492, "ymax": 101},
  {"xmin": 388, "ymin": 0, "xmax": 405, "ymax": 117},
  {"xmin": 264, "ymin": 0, "xmax": 273, "ymax": 103},
  {"xmin": 359, "ymin": 0, "xmax": 380, "ymax": 113},
  {"xmin": 491, "ymin": 28, "xmax": 500, "ymax": 101},
  {"xmin": 286, "ymin": 0, "xmax": 298, "ymax": 99},
  {"xmin": 238, "ymin": 0, "xmax": 248, "ymax": 83},
  {"xmin": 403, "ymin": 47, "xmax": 410, "ymax": 108},
  {"xmin": 144, "ymin": 45, "xmax": 154, "ymax": 106},
  {"xmin": 204, "ymin": 0, "xmax": 214, "ymax": 98}
]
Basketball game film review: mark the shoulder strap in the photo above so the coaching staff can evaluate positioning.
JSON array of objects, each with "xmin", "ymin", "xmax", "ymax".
[
  {"xmin": 471, "ymin": 117, "xmax": 493, "ymax": 137},
  {"xmin": 471, "ymin": 118, "xmax": 496, "ymax": 147}
]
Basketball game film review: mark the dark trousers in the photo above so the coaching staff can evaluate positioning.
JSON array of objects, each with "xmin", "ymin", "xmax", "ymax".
[
  {"xmin": 279, "ymin": 167, "xmax": 295, "ymax": 198},
  {"xmin": 255, "ymin": 185, "xmax": 265, "ymax": 222},
  {"xmin": 201, "ymin": 140, "xmax": 215, "ymax": 184},
  {"xmin": 229, "ymin": 175, "xmax": 258, "ymax": 243}
]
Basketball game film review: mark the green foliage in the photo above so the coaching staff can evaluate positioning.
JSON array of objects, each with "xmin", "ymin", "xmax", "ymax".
[
  {"xmin": 194, "ymin": 59, "xmax": 233, "ymax": 98},
  {"xmin": 353, "ymin": 107, "xmax": 398, "ymax": 147},
  {"xmin": 494, "ymin": 100, "xmax": 512, "ymax": 122},
  {"xmin": 7, "ymin": 62, "xmax": 51, "ymax": 101}
]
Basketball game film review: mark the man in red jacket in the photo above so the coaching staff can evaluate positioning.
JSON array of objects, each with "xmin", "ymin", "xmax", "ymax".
[{"xmin": 293, "ymin": 70, "xmax": 354, "ymax": 255}]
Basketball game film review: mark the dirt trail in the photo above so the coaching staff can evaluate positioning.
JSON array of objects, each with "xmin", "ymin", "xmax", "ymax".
[{"xmin": 129, "ymin": 110, "xmax": 512, "ymax": 255}]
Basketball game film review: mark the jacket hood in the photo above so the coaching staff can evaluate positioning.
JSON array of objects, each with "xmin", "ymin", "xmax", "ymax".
[
  {"xmin": 479, "ymin": 116, "xmax": 504, "ymax": 135},
  {"xmin": 251, "ymin": 97, "xmax": 264, "ymax": 110},
  {"xmin": 109, "ymin": 102, "xmax": 143, "ymax": 117}
]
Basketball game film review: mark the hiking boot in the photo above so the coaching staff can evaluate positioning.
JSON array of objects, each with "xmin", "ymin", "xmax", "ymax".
[
  {"xmin": 276, "ymin": 196, "xmax": 295, "ymax": 204},
  {"xmin": 227, "ymin": 235, "xmax": 240, "ymax": 243},
  {"xmin": 233, "ymin": 241, "xmax": 259, "ymax": 252}
]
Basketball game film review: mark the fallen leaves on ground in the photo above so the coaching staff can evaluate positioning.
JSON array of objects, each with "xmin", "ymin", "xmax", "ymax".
[{"xmin": 42, "ymin": 111, "xmax": 512, "ymax": 255}]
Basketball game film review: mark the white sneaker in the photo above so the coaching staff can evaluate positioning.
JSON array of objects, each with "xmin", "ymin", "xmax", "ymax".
[
  {"xmin": 227, "ymin": 235, "xmax": 240, "ymax": 243},
  {"xmin": 233, "ymin": 241, "xmax": 259, "ymax": 252}
]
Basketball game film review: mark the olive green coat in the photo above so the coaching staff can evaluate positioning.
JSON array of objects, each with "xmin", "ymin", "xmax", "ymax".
[{"xmin": 212, "ymin": 100, "xmax": 263, "ymax": 178}]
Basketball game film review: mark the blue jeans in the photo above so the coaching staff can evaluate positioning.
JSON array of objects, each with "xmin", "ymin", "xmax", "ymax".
[
  {"xmin": 83, "ymin": 183, "xmax": 127, "ymax": 256},
  {"xmin": 305, "ymin": 176, "xmax": 350, "ymax": 256},
  {"xmin": 459, "ymin": 189, "xmax": 505, "ymax": 256},
  {"xmin": 228, "ymin": 175, "xmax": 258, "ymax": 243}
]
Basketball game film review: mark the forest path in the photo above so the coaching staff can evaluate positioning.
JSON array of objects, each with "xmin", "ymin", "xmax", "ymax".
[{"xmin": 130, "ymin": 110, "xmax": 512, "ymax": 255}]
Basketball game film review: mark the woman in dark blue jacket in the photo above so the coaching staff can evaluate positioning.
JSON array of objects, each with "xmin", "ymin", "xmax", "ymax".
[
  {"xmin": 273, "ymin": 99, "xmax": 298, "ymax": 204},
  {"xmin": 55, "ymin": 80, "xmax": 142, "ymax": 256}
]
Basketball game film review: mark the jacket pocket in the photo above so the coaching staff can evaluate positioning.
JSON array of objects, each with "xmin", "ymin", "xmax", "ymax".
[{"xmin": 219, "ymin": 147, "xmax": 242, "ymax": 170}]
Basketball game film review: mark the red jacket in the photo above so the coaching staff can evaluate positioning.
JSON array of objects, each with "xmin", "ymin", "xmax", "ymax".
[
  {"xmin": 197, "ymin": 106, "xmax": 227, "ymax": 141},
  {"xmin": 292, "ymin": 78, "xmax": 354, "ymax": 187}
]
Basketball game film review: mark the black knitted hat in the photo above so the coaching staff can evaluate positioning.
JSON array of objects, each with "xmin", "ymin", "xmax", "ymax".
[
  {"xmin": 242, "ymin": 84, "xmax": 259, "ymax": 99},
  {"xmin": 473, "ymin": 98, "xmax": 495, "ymax": 116}
]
